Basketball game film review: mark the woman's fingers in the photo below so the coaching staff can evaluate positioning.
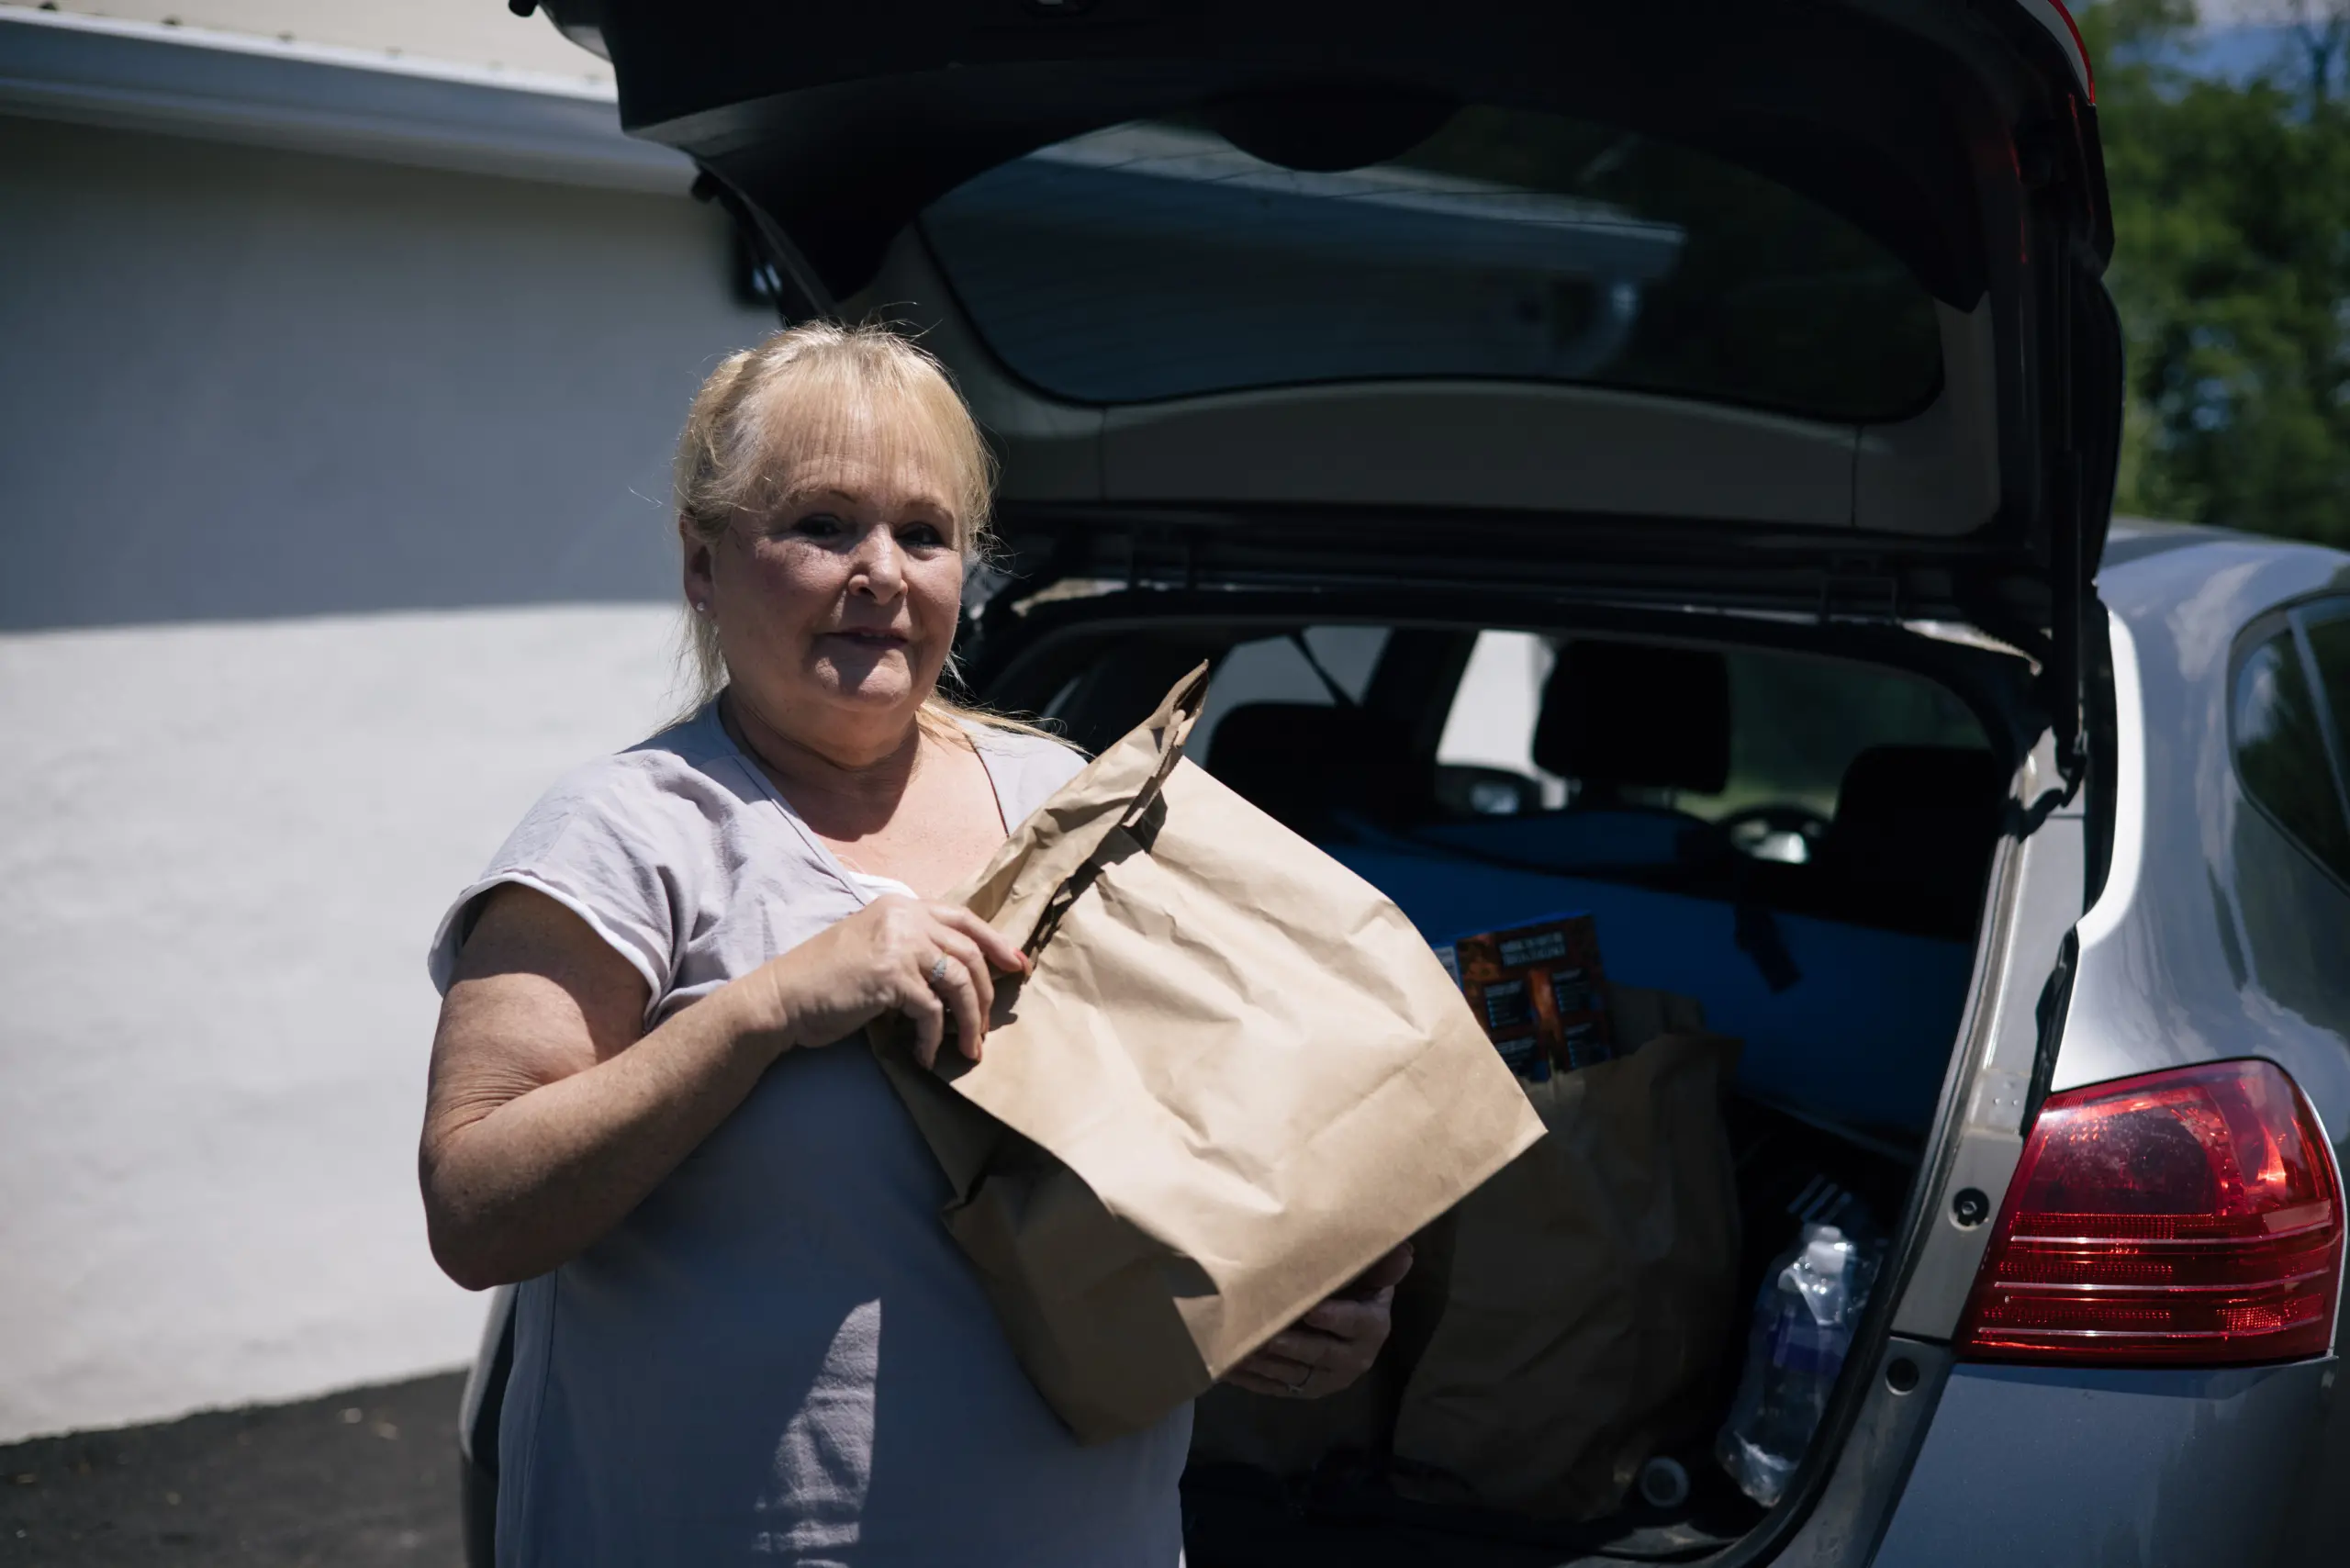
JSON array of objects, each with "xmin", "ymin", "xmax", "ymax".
[
  {"xmin": 855, "ymin": 897, "xmax": 1002, "ymax": 1064},
  {"xmin": 922, "ymin": 929, "xmax": 992, "ymax": 1062},
  {"xmin": 1217, "ymin": 1253, "xmax": 1410, "ymax": 1399},
  {"xmin": 1230, "ymin": 1345, "xmax": 1312, "ymax": 1383},
  {"xmin": 1225, "ymin": 1329, "xmax": 1372, "ymax": 1398},
  {"xmin": 755, "ymin": 897, "xmax": 1030, "ymax": 1061},
  {"xmin": 1233, "ymin": 1347, "xmax": 1315, "ymax": 1387},
  {"xmin": 1254, "ymin": 1322, "xmax": 1348, "ymax": 1369},
  {"xmin": 901, "ymin": 981, "xmax": 947, "ymax": 1070},
  {"xmin": 1221, "ymin": 1281, "xmax": 1397, "ymax": 1399},
  {"xmin": 932, "ymin": 905, "xmax": 1028, "ymax": 979},
  {"xmin": 925, "ymin": 924, "xmax": 994, "ymax": 1014},
  {"xmin": 1223, "ymin": 1364, "xmax": 1309, "ymax": 1397},
  {"xmin": 1300, "ymin": 1289, "xmax": 1394, "ymax": 1338},
  {"xmin": 909, "ymin": 905, "xmax": 1024, "ymax": 1062}
]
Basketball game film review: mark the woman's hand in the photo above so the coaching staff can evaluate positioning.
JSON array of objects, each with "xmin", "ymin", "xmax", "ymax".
[
  {"xmin": 754, "ymin": 894, "xmax": 1029, "ymax": 1067},
  {"xmin": 1223, "ymin": 1242, "xmax": 1414, "ymax": 1400}
]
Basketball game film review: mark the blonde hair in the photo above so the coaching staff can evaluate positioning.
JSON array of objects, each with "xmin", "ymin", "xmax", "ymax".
[{"xmin": 670, "ymin": 319, "xmax": 1049, "ymax": 743}]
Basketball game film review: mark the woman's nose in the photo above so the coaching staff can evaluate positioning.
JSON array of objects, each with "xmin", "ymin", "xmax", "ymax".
[{"xmin": 846, "ymin": 523, "xmax": 904, "ymax": 597}]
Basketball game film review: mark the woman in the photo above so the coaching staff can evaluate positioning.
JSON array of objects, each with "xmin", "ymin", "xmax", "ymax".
[{"xmin": 420, "ymin": 322, "xmax": 1404, "ymax": 1566}]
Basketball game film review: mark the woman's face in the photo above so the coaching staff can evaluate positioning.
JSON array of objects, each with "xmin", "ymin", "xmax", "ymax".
[{"xmin": 686, "ymin": 397, "xmax": 967, "ymax": 755}]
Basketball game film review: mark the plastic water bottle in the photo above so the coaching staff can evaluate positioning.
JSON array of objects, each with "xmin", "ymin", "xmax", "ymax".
[{"xmin": 1715, "ymin": 1223, "xmax": 1881, "ymax": 1506}]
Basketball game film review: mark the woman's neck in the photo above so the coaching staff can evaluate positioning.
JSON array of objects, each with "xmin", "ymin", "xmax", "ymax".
[{"xmin": 720, "ymin": 688, "xmax": 941, "ymax": 836}]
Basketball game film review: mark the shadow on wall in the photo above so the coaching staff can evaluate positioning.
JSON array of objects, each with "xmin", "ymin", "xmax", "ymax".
[
  {"xmin": 0, "ymin": 106, "xmax": 771, "ymax": 1441},
  {"xmin": 0, "ymin": 114, "xmax": 774, "ymax": 632}
]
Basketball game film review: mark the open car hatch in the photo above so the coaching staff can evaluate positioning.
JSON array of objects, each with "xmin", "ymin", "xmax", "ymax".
[{"xmin": 536, "ymin": 0, "xmax": 2120, "ymax": 766}]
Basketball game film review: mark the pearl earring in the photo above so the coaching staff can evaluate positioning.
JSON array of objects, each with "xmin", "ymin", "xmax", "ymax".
[{"xmin": 692, "ymin": 600, "xmax": 711, "ymax": 614}]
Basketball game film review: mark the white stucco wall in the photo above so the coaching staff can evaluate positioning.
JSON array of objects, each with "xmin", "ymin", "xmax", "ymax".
[
  {"xmin": 11, "ymin": 0, "xmax": 615, "ymax": 89},
  {"xmin": 0, "ymin": 98, "xmax": 770, "ymax": 1440},
  {"xmin": 0, "ymin": 608, "xmax": 677, "ymax": 1442}
]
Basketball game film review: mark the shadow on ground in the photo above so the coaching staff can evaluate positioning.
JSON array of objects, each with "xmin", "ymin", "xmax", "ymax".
[{"xmin": 0, "ymin": 1372, "xmax": 464, "ymax": 1567}]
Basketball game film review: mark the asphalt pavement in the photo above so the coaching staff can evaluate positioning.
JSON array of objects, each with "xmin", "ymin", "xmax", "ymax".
[{"xmin": 0, "ymin": 1372, "xmax": 465, "ymax": 1567}]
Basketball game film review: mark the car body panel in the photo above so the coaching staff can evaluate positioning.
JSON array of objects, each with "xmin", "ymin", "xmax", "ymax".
[
  {"xmin": 2060, "ymin": 531, "xmax": 2350, "ymax": 1141},
  {"xmin": 1873, "ymin": 1360, "xmax": 2336, "ymax": 1567},
  {"xmin": 1888, "ymin": 777, "xmax": 2083, "ymax": 1342},
  {"xmin": 1858, "ymin": 523, "xmax": 2350, "ymax": 1568}
]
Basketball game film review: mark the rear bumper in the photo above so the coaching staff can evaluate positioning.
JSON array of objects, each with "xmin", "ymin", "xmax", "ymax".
[{"xmin": 1872, "ymin": 1358, "xmax": 2338, "ymax": 1567}]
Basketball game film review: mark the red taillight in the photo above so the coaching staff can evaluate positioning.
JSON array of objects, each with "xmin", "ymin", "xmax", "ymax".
[{"xmin": 1957, "ymin": 1059, "xmax": 2343, "ymax": 1365}]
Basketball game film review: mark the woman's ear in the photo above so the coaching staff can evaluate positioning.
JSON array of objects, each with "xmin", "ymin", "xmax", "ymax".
[{"xmin": 680, "ymin": 515, "xmax": 716, "ymax": 612}]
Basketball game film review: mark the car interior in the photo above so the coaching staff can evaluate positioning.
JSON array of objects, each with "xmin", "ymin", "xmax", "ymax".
[{"xmin": 971, "ymin": 610, "xmax": 2026, "ymax": 1563}]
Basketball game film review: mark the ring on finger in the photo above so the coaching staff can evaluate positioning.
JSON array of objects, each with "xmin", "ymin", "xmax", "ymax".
[
  {"xmin": 928, "ymin": 953, "xmax": 952, "ymax": 986},
  {"xmin": 1286, "ymin": 1364, "xmax": 1313, "ymax": 1394}
]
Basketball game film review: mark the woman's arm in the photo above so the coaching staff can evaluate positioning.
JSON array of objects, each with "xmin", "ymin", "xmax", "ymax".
[{"xmin": 420, "ymin": 883, "xmax": 1024, "ymax": 1290}]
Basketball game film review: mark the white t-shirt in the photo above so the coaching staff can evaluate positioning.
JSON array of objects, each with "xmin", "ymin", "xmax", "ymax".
[{"xmin": 428, "ymin": 702, "xmax": 1190, "ymax": 1568}]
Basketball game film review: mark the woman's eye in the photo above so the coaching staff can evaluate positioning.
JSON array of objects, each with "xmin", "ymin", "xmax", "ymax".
[
  {"xmin": 898, "ymin": 521, "xmax": 948, "ymax": 549},
  {"xmin": 789, "ymin": 512, "xmax": 845, "ymax": 539}
]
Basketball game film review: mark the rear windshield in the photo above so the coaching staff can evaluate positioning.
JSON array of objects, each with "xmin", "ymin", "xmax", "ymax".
[{"xmin": 921, "ymin": 106, "xmax": 1942, "ymax": 420}]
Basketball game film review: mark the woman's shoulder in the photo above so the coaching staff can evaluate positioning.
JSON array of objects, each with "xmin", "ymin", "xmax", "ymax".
[
  {"xmin": 457, "ymin": 707, "xmax": 785, "ymax": 921},
  {"xmin": 962, "ymin": 718, "xmax": 1089, "ymax": 823},
  {"xmin": 427, "ymin": 709, "xmax": 767, "ymax": 997},
  {"xmin": 961, "ymin": 717, "xmax": 1083, "ymax": 761},
  {"xmin": 513, "ymin": 708, "xmax": 753, "ymax": 847}
]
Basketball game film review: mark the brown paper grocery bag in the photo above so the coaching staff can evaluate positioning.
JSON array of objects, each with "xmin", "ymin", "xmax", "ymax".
[
  {"xmin": 1392, "ymin": 993, "xmax": 1740, "ymax": 1520},
  {"xmin": 871, "ymin": 666, "xmax": 1545, "ymax": 1443}
]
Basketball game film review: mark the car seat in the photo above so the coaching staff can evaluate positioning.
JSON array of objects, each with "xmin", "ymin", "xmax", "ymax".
[
  {"xmin": 1203, "ymin": 701, "xmax": 1427, "ymax": 837},
  {"xmin": 1814, "ymin": 745, "xmax": 2005, "ymax": 938},
  {"xmin": 1532, "ymin": 640, "xmax": 1732, "ymax": 809},
  {"xmin": 1379, "ymin": 640, "xmax": 1735, "ymax": 874}
]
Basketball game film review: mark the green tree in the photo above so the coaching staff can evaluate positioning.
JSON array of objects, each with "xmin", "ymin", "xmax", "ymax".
[{"xmin": 2081, "ymin": 1, "xmax": 2350, "ymax": 544}]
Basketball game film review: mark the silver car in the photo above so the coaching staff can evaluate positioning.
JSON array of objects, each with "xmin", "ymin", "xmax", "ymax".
[{"xmin": 462, "ymin": 4, "xmax": 2350, "ymax": 1562}]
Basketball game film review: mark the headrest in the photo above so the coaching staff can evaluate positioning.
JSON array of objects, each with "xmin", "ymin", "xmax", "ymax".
[
  {"xmin": 1203, "ymin": 701, "xmax": 1424, "ymax": 835},
  {"xmin": 1833, "ymin": 745, "xmax": 2006, "ymax": 832},
  {"xmin": 1531, "ymin": 641, "xmax": 1731, "ymax": 796},
  {"xmin": 1820, "ymin": 745, "xmax": 2006, "ymax": 902}
]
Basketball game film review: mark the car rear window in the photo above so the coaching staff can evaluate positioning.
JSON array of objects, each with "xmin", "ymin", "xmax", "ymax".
[
  {"xmin": 921, "ymin": 107, "xmax": 1943, "ymax": 420},
  {"xmin": 1175, "ymin": 625, "xmax": 1986, "ymax": 850},
  {"xmin": 1434, "ymin": 632, "xmax": 1986, "ymax": 836}
]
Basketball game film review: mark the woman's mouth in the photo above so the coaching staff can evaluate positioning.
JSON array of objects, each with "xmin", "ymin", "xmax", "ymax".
[{"xmin": 823, "ymin": 629, "xmax": 910, "ymax": 650}]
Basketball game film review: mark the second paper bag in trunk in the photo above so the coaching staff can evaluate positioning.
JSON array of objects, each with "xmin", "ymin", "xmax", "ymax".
[
  {"xmin": 1391, "ymin": 1002, "xmax": 1742, "ymax": 1519},
  {"xmin": 871, "ymin": 666, "xmax": 1543, "ymax": 1443}
]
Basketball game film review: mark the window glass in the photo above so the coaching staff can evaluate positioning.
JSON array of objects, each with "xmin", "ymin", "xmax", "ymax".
[
  {"xmin": 1433, "ymin": 633, "xmax": 1986, "ymax": 854},
  {"xmin": 922, "ymin": 107, "xmax": 1942, "ymax": 420},
  {"xmin": 2232, "ymin": 626, "xmax": 2350, "ymax": 884},
  {"xmin": 1192, "ymin": 627, "xmax": 1388, "ymax": 756},
  {"xmin": 1680, "ymin": 650, "xmax": 1986, "ymax": 824},
  {"xmin": 2300, "ymin": 604, "xmax": 2350, "ymax": 767},
  {"xmin": 1438, "ymin": 632, "xmax": 1566, "ymax": 809}
]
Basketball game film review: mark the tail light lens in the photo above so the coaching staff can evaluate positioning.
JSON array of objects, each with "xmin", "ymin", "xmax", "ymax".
[{"xmin": 1957, "ymin": 1058, "xmax": 2343, "ymax": 1365}]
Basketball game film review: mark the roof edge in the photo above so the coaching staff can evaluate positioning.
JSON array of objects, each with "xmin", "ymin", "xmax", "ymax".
[{"xmin": 0, "ymin": 6, "xmax": 692, "ymax": 194}]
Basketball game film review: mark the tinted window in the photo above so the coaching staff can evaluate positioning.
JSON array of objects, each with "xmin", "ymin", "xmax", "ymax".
[
  {"xmin": 923, "ymin": 108, "xmax": 1942, "ymax": 420},
  {"xmin": 1193, "ymin": 627, "xmax": 1389, "ymax": 755},
  {"xmin": 2304, "ymin": 604, "xmax": 2350, "ymax": 756},
  {"xmin": 1437, "ymin": 633, "xmax": 1984, "ymax": 832},
  {"xmin": 1677, "ymin": 650, "xmax": 1986, "ymax": 827},
  {"xmin": 2232, "ymin": 617, "xmax": 2350, "ymax": 886}
]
